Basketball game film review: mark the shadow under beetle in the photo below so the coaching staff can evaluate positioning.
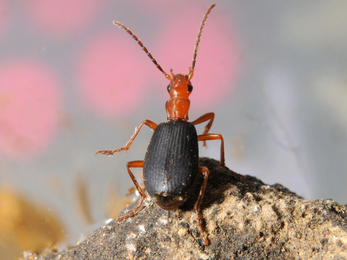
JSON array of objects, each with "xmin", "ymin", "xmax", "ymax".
[{"xmin": 96, "ymin": 4, "xmax": 244, "ymax": 245}]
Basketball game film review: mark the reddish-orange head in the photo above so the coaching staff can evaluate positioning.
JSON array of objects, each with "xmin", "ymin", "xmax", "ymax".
[{"xmin": 165, "ymin": 73, "xmax": 193, "ymax": 121}]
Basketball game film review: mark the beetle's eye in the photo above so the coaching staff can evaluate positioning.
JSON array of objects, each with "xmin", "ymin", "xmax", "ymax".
[
  {"xmin": 187, "ymin": 84, "xmax": 193, "ymax": 92},
  {"xmin": 167, "ymin": 84, "xmax": 171, "ymax": 92}
]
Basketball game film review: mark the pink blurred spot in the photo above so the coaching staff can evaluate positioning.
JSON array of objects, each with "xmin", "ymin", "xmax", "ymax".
[
  {"xmin": 0, "ymin": 0, "xmax": 6, "ymax": 37},
  {"xmin": 0, "ymin": 60, "xmax": 62, "ymax": 160},
  {"xmin": 155, "ymin": 5, "xmax": 240, "ymax": 110},
  {"xmin": 132, "ymin": 0, "xmax": 178, "ymax": 11},
  {"xmin": 77, "ymin": 31, "xmax": 151, "ymax": 118},
  {"xmin": 26, "ymin": 0, "xmax": 105, "ymax": 38}
]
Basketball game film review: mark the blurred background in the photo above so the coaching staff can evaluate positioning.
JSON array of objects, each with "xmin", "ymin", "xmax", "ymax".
[{"xmin": 1, "ymin": 0, "xmax": 347, "ymax": 258}]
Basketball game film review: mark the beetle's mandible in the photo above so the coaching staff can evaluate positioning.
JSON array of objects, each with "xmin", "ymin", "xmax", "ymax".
[{"xmin": 96, "ymin": 3, "xmax": 244, "ymax": 245}]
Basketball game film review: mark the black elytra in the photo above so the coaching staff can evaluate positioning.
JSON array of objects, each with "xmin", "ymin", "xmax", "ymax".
[{"xmin": 143, "ymin": 120, "xmax": 199, "ymax": 210}]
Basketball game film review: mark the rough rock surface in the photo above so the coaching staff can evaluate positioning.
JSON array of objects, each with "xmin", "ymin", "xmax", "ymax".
[{"xmin": 45, "ymin": 158, "xmax": 347, "ymax": 259}]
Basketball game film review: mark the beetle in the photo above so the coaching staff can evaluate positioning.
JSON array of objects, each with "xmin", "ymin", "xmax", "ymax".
[{"xmin": 96, "ymin": 4, "xmax": 244, "ymax": 245}]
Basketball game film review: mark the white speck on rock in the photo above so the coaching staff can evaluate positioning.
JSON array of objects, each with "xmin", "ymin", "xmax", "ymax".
[{"xmin": 138, "ymin": 225, "xmax": 146, "ymax": 233}]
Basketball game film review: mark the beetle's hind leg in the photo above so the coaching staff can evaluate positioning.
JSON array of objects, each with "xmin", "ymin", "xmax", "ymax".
[
  {"xmin": 194, "ymin": 166, "xmax": 210, "ymax": 245},
  {"xmin": 117, "ymin": 160, "xmax": 147, "ymax": 222},
  {"xmin": 96, "ymin": 120, "xmax": 157, "ymax": 156}
]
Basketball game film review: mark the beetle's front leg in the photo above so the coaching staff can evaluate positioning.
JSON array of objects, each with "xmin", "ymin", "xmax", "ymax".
[
  {"xmin": 198, "ymin": 133, "xmax": 245, "ymax": 181},
  {"xmin": 96, "ymin": 120, "xmax": 157, "ymax": 156},
  {"xmin": 117, "ymin": 160, "xmax": 147, "ymax": 221}
]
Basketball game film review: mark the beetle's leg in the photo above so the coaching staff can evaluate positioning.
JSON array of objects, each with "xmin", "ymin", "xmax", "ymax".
[
  {"xmin": 198, "ymin": 133, "xmax": 245, "ymax": 180},
  {"xmin": 126, "ymin": 183, "xmax": 145, "ymax": 196},
  {"xmin": 117, "ymin": 160, "xmax": 147, "ymax": 222},
  {"xmin": 191, "ymin": 112, "xmax": 214, "ymax": 147},
  {"xmin": 96, "ymin": 120, "xmax": 157, "ymax": 156},
  {"xmin": 198, "ymin": 133, "xmax": 225, "ymax": 165},
  {"xmin": 194, "ymin": 166, "xmax": 210, "ymax": 245}
]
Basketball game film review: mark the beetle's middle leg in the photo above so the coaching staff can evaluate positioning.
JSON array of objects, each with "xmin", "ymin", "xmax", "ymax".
[
  {"xmin": 191, "ymin": 112, "xmax": 214, "ymax": 147},
  {"xmin": 198, "ymin": 133, "xmax": 245, "ymax": 180},
  {"xmin": 96, "ymin": 119, "xmax": 157, "ymax": 156},
  {"xmin": 117, "ymin": 160, "xmax": 147, "ymax": 222}
]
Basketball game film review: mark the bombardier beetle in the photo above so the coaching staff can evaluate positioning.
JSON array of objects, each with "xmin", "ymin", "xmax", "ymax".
[{"xmin": 96, "ymin": 4, "xmax": 244, "ymax": 245}]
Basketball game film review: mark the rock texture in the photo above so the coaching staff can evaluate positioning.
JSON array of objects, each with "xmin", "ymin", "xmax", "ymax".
[{"xmin": 45, "ymin": 158, "xmax": 347, "ymax": 259}]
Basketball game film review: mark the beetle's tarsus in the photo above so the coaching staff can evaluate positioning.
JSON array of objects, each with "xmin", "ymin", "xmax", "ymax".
[{"xmin": 222, "ymin": 165, "xmax": 246, "ymax": 181}]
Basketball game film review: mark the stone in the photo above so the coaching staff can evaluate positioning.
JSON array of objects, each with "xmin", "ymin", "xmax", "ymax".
[{"xmin": 44, "ymin": 157, "xmax": 347, "ymax": 259}]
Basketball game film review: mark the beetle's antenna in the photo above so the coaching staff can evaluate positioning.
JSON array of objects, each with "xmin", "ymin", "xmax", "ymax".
[
  {"xmin": 188, "ymin": 4, "xmax": 216, "ymax": 80},
  {"xmin": 113, "ymin": 21, "xmax": 172, "ymax": 81}
]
